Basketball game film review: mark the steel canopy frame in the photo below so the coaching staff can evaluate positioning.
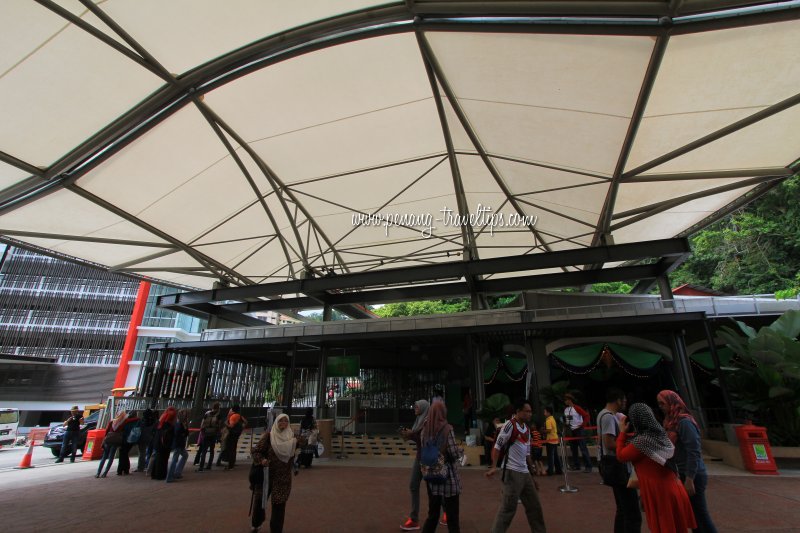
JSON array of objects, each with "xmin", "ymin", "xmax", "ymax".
[
  {"xmin": 158, "ymin": 238, "xmax": 690, "ymax": 320},
  {"xmin": 1, "ymin": 1, "xmax": 799, "ymax": 291}
]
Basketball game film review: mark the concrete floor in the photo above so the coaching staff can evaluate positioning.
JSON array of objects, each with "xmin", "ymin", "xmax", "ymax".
[{"xmin": 1, "ymin": 455, "xmax": 799, "ymax": 533}]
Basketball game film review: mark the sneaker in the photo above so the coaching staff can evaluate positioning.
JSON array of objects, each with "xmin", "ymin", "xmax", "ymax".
[
  {"xmin": 400, "ymin": 518, "xmax": 420, "ymax": 531},
  {"xmin": 54, "ymin": 458, "xmax": 63, "ymax": 463},
  {"xmin": 439, "ymin": 513, "xmax": 447, "ymax": 526}
]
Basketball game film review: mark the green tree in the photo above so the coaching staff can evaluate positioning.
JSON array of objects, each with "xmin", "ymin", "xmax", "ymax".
[
  {"xmin": 671, "ymin": 175, "xmax": 800, "ymax": 295},
  {"xmin": 264, "ymin": 367, "xmax": 285, "ymax": 404},
  {"xmin": 590, "ymin": 282, "xmax": 633, "ymax": 294},
  {"xmin": 371, "ymin": 296, "xmax": 519, "ymax": 318}
]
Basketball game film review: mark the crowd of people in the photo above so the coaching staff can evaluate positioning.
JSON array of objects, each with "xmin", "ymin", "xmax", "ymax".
[
  {"xmin": 54, "ymin": 387, "xmax": 717, "ymax": 533},
  {"xmin": 396, "ymin": 388, "xmax": 717, "ymax": 533},
  {"xmin": 58, "ymin": 402, "xmax": 250, "ymax": 481}
]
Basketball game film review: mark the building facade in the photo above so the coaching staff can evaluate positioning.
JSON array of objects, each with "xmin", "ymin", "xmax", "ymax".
[{"xmin": 0, "ymin": 245, "xmax": 205, "ymax": 426}]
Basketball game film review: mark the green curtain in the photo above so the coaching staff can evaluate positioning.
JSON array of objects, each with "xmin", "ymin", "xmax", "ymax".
[
  {"xmin": 550, "ymin": 343, "xmax": 604, "ymax": 368},
  {"xmin": 483, "ymin": 356, "xmax": 528, "ymax": 383},
  {"xmin": 689, "ymin": 347, "xmax": 734, "ymax": 370},
  {"xmin": 607, "ymin": 343, "xmax": 663, "ymax": 370}
]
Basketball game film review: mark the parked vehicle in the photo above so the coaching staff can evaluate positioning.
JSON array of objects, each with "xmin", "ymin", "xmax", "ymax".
[
  {"xmin": 42, "ymin": 411, "xmax": 99, "ymax": 457},
  {"xmin": 0, "ymin": 408, "xmax": 20, "ymax": 448}
]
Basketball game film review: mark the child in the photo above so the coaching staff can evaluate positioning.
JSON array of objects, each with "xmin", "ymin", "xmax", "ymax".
[{"xmin": 529, "ymin": 420, "xmax": 546, "ymax": 476}]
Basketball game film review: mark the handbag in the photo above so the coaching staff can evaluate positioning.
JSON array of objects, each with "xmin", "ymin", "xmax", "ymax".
[
  {"xmin": 127, "ymin": 425, "xmax": 142, "ymax": 444},
  {"xmin": 103, "ymin": 430, "xmax": 124, "ymax": 447},
  {"xmin": 249, "ymin": 463, "xmax": 264, "ymax": 488}
]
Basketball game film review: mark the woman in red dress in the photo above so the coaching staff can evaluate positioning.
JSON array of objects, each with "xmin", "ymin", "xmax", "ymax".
[{"xmin": 617, "ymin": 403, "xmax": 696, "ymax": 533}]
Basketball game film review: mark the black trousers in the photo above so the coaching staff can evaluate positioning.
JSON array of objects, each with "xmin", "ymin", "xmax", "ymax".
[
  {"xmin": 252, "ymin": 494, "xmax": 286, "ymax": 533},
  {"xmin": 611, "ymin": 484, "xmax": 642, "ymax": 533},
  {"xmin": 196, "ymin": 436, "xmax": 217, "ymax": 470},
  {"xmin": 422, "ymin": 485, "xmax": 459, "ymax": 533}
]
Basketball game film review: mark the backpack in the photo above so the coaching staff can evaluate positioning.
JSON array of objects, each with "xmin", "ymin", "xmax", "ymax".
[
  {"xmin": 498, "ymin": 420, "xmax": 525, "ymax": 481},
  {"xmin": 202, "ymin": 411, "xmax": 220, "ymax": 437},
  {"xmin": 419, "ymin": 428, "xmax": 449, "ymax": 484},
  {"xmin": 574, "ymin": 405, "xmax": 591, "ymax": 428},
  {"xmin": 230, "ymin": 416, "xmax": 244, "ymax": 436},
  {"xmin": 126, "ymin": 424, "xmax": 142, "ymax": 444}
]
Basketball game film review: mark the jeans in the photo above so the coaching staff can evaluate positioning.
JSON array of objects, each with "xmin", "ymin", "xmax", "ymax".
[
  {"xmin": 59, "ymin": 430, "xmax": 79, "ymax": 461},
  {"xmin": 682, "ymin": 471, "xmax": 718, "ymax": 533},
  {"xmin": 96, "ymin": 444, "xmax": 118, "ymax": 476},
  {"xmin": 611, "ymin": 484, "xmax": 642, "ymax": 533},
  {"xmin": 166, "ymin": 448, "xmax": 188, "ymax": 481},
  {"xmin": 545, "ymin": 443, "xmax": 562, "ymax": 474},
  {"xmin": 196, "ymin": 435, "xmax": 217, "ymax": 470},
  {"xmin": 409, "ymin": 457, "xmax": 422, "ymax": 521},
  {"xmin": 422, "ymin": 487, "xmax": 459, "ymax": 533},
  {"xmin": 490, "ymin": 469, "xmax": 546, "ymax": 533},
  {"xmin": 568, "ymin": 427, "xmax": 592, "ymax": 470}
]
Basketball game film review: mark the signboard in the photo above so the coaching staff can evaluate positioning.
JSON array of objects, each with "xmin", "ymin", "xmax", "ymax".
[
  {"xmin": 753, "ymin": 443, "xmax": 768, "ymax": 462},
  {"xmin": 327, "ymin": 355, "xmax": 360, "ymax": 377}
]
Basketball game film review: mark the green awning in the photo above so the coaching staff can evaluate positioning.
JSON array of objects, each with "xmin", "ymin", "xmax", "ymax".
[
  {"xmin": 483, "ymin": 356, "xmax": 528, "ymax": 383},
  {"xmin": 551, "ymin": 343, "xmax": 664, "ymax": 371},
  {"xmin": 550, "ymin": 343, "xmax": 604, "ymax": 368},
  {"xmin": 690, "ymin": 347, "xmax": 734, "ymax": 370},
  {"xmin": 607, "ymin": 343, "xmax": 663, "ymax": 370}
]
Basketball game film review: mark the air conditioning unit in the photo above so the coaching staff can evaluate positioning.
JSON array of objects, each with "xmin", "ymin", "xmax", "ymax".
[{"xmin": 334, "ymin": 398, "xmax": 357, "ymax": 434}]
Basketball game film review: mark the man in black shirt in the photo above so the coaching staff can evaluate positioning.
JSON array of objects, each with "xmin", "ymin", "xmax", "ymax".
[{"xmin": 55, "ymin": 406, "xmax": 83, "ymax": 463}]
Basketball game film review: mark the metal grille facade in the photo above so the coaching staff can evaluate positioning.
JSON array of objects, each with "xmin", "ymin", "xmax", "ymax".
[{"xmin": 0, "ymin": 246, "xmax": 138, "ymax": 365}]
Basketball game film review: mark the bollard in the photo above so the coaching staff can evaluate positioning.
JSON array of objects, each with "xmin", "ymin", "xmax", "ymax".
[{"xmin": 558, "ymin": 435, "xmax": 578, "ymax": 493}]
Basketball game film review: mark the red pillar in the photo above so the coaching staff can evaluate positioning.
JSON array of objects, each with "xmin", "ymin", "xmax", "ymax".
[{"xmin": 113, "ymin": 281, "xmax": 151, "ymax": 396}]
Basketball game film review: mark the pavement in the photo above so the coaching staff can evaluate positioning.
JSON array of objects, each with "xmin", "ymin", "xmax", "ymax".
[{"xmin": 1, "ymin": 449, "xmax": 799, "ymax": 533}]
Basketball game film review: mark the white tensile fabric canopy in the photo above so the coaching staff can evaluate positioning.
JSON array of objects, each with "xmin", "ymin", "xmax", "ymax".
[{"xmin": 0, "ymin": 1, "xmax": 798, "ymax": 290}]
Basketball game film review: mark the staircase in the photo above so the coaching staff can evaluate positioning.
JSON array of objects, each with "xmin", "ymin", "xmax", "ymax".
[{"xmin": 331, "ymin": 434, "xmax": 416, "ymax": 458}]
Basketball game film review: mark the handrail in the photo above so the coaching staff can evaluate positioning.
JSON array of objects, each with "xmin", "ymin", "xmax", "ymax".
[{"xmin": 201, "ymin": 295, "xmax": 800, "ymax": 342}]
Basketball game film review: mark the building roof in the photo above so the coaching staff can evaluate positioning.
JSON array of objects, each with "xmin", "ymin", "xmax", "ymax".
[{"xmin": 1, "ymin": 1, "xmax": 798, "ymax": 290}]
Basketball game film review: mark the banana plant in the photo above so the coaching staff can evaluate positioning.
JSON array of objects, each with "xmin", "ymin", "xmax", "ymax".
[
  {"xmin": 476, "ymin": 393, "xmax": 512, "ymax": 423},
  {"xmin": 717, "ymin": 309, "xmax": 800, "ymax": 445}
]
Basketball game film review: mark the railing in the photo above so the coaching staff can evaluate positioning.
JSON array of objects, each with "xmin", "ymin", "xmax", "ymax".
[{"xmin": 200, "ymin": 295, "xmax": 800, "ymax": 343}]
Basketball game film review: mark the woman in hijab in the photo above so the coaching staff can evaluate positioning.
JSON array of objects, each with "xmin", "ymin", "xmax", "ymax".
[
  {"xmin": 399, "ymin": 399, "xmax": 430, "ymax": 531},
  {"xmin": 420, "ymin": 400, "xmax": 462, "ymax": 533},
  {"xmin": 166, "ymin": 409, "xmax": 190, "ymax": 482},
  {"xmin": 95, "ymin": 410, "xmax": 128, "ymax": 478},
  {"xmin": 116, "ymin": 409, "xmax": 139, "ymax": 475},
  {"xmin": 657, "ymin": 390, "xmax": 718, "ymax": 533},
  {"xmin": 151, "ymin": 406, "xmax": 177, "ymax": 480},
  {"xmin": 135, "ymin": 408, "xmax": 157, "ymax": 473},
  {"xmin": 298, "ymin": 407, "xmax": 318, "ymax": 469},
  {"xmin": 249, "ymin": 413, "xmax": 306, "ymax": 533},
  {"xmin": 617, "ymin": 403, "xmax": 696, "ymax": 533}
]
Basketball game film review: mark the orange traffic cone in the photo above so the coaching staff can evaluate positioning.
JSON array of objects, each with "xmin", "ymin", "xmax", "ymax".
[{"xmin": 15, "ymin": 439, "xmax": 36, "ymax": 469}]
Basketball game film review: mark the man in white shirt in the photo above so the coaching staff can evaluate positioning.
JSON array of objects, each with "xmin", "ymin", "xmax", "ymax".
[
  {"xmin": 563, "ymin": 393, "xmax": 593, "ymax": 473},
  {"xmin": 486, "ymin": 399, "xmax": 547, "ymax": 533}
]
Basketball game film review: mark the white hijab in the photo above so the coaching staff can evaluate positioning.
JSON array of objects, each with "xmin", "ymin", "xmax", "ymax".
[{"xmin": 270, "ymin": 413, "xmax": 296, "ymax": 463}]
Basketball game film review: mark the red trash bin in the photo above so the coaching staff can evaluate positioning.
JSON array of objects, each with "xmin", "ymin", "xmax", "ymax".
[
  {"xmin": 82, "ymin": 429, "xmax": 106, "ymax": 461},
  {"xmin": 735, "ymin": 423, "xmax": 778, "ymax": 475}
]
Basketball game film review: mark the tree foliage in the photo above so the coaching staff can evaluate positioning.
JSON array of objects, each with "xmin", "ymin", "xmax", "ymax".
[
  {"xmin": 671, "ymin": 176, "xmax": 800, "ymax": 295},
  {"xmin": 717, "ymin": 310, "xmax": 800, "ymax": 446},
  {"xmin": 371, "ymin": 296, "xmax": 518, "ymax": 318}
]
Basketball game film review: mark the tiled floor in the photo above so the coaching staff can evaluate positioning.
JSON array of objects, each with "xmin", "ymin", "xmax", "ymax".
[{"xmin": 1, "ymin": 454, "xmax": 799, "ymax": 532}]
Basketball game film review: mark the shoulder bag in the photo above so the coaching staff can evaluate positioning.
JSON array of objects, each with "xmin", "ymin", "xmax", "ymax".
[{"xmin": 598, "ymin": 413, "xmax": 630, "ymax": 487}]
